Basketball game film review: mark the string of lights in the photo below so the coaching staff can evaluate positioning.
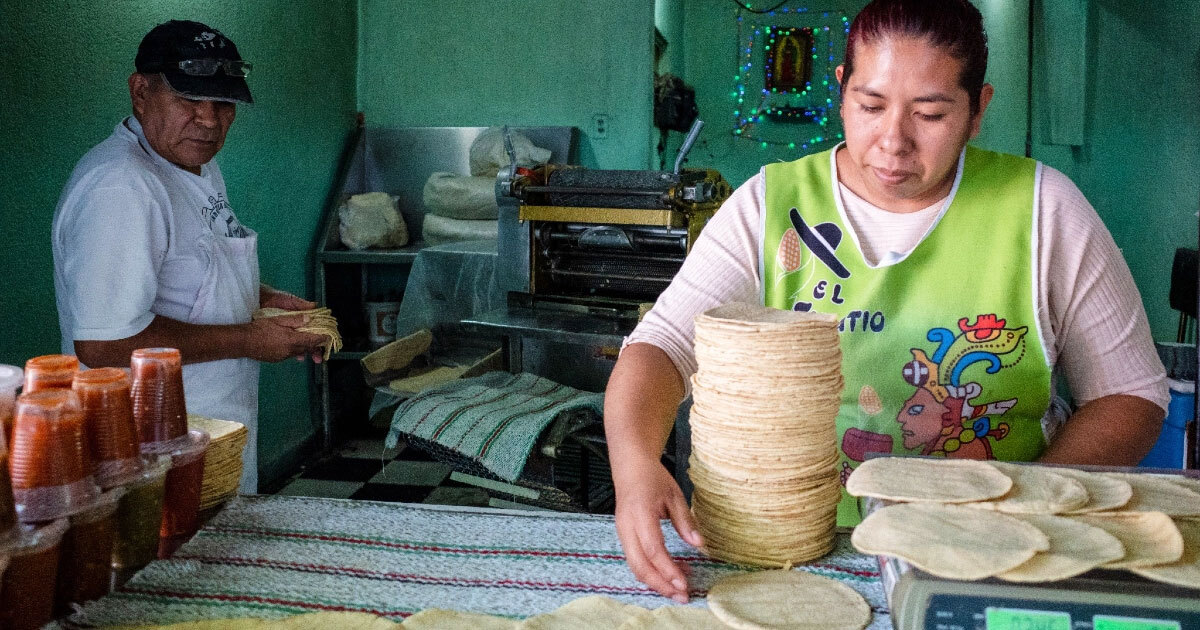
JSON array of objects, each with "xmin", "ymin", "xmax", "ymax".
[
  {"xmin": 728, "ymin": 0, "xmax": 792, "ymax": 13},
  {"xmin": 731, "ymin": 6, "xmax": 850, "ymax": 151}
]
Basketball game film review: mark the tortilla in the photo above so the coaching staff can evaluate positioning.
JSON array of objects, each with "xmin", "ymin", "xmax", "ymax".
[
  {"xmin": 1099, "ymin": 473, "xmax": 1200, "ymax": 517},
  {"xmin": 1073, "ymin": 512, "xmax": 1184, "ymax": 569},
  {"xmin": 1131, "ymin": 518, "xmax": 1200, "ymax": 589},
  {"xmin": 996, "ymin": 513, "xmax": 1125, "ymax": 582},
  {"xmin": 404, "ymin": 609, "xmax": 517, "ymax": 629},
  {"xmin": 1050, "ymin": 467, "xmax": 1134, "ymax": 513},
  {"xmin": 516, "ymin": 596, "xmax": 646, "ymax": 629},
  {"xmin": 1166, "ymin": 474, "xmax": 1200, "ymax": 499},
  {"xmin": 851, "ymin": 503, "xmax": 1049, "ymax": 580},
  {"xmin": 706, "ymin": 570, "xmax": 870, "ymax": 630},
  {"xmin": 845, "ymin": 457, "xmax": 1012, "ymax": 503},
  {"xmin": 616, "ymin": 606, "xmax": 732, "ymax": 630},
  {"xmin": 116, "ymin": 612, "xmax": 399, "ymax": 629},
  {"xmin": 253, "ymin": 307, "xmax": 343, "ymax": 360},
  {"xmin": 964, "ymin": 462, "xmax": 1089, "ymax": 514}
]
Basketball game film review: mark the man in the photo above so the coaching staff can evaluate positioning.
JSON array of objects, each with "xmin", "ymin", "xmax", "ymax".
[{"xmin": 52, "ymin": 20, "xmax": 326, "ymax": 492}]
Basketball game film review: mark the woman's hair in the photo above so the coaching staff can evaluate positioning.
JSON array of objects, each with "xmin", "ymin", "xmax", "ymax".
[{"xmin": 841, "ymin": 0, "xmax": 989, "ymax": 114}]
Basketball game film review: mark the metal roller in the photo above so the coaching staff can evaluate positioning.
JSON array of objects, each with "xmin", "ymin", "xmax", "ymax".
[{"xmin": 543, "ymin": 169, "xmax": 677, "ymax": 209}]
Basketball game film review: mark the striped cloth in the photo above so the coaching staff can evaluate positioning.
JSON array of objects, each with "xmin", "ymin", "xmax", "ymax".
[
  {"xmin": 384, "ymin": 372, "xmax": 604, "ymax": 481},
  {"xmin": 65, "ymin": 496, "xmax": 891, "ymax": 628}
]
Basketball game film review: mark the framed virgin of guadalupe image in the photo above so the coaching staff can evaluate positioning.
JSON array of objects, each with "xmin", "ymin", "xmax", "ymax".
[{"xmin": 765, "ymin": 26, "xmax": 814, "ymax": 92}]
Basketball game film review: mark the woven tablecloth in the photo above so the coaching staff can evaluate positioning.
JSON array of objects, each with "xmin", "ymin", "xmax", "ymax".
[{"xmin": 68, "ymin": 496, "xmax": 891, "ymax": 628}]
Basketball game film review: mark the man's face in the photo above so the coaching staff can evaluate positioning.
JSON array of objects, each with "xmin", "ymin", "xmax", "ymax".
[
  {"xmin": 129, "ymin": 73, "xmax": 236, "ymax": 174},
  {"xmin": 835, "ymin": 36, "xmax": 992, "ymax": 213}
]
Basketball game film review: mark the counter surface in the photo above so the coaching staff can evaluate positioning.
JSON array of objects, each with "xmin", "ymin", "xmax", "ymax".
[{"xmin": 69, "ymin": 495, "xmax": 890, "ymax": 628}]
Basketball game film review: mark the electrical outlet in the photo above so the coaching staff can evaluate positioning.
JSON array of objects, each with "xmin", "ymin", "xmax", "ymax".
[{"xmin": 592, "ymin": 114, "xmax": 609, "ymax": 139}]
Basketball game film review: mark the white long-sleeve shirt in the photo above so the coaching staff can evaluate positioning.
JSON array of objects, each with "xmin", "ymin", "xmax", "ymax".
[{"xmin": 627, "ymin": 160, "xmax": 1169, "ymax": 415}]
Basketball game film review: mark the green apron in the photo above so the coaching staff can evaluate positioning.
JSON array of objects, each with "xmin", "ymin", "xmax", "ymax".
[{"xmin": 761, "ymin": 146, "xmax": 1052, "ymax": 525}]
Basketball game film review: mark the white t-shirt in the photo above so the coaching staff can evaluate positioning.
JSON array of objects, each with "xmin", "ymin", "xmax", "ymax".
[
  {"xmin": 53, "ymin": 117, "xmax": 252, "ymax": 340},
  {"xmin": 52, "ymin": 116, "xmax": 262, "ymax": 489},
  {"xmin": 628, "ymin": 155, "xmax": 1169, "ymax": 416}
]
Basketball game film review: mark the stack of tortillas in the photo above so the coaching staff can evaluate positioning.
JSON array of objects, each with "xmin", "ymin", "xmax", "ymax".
[
  {"xmin": 688, "ymin": 302, "xmax": 843, "ymax": 567},
  {"xmin": 188, "ymin": 414, "xmax": 249, "ymax": 510},
  {"xmin": 253, "ymin": 307, "xmax": 343, "ymax": 360},
  {"xmin": 848, "ymin": 457, "xmax": 1200, "ymax": 587}
]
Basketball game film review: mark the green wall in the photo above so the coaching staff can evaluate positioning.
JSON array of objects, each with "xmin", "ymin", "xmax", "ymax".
[
  {"xmin": 1030, "ymin": 0, "xmax": 1200, "ymax": 342},
  {"xmin": 973, "ymin": 0, "xmax": 1031, "ymax": 155},
  {"xmin": 357, "ymin": 0, "xmax": 655, "ymax": 170},
  {"xmin": 655, "ymin": 0, "xmax": 686, "ymax": 76},
  {"xmin": 0, "ymin": 1, "xmax": 358, "ymax": 487}
]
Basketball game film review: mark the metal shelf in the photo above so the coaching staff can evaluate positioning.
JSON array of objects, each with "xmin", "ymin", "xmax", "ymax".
[
  {"xmin": 318, "ymin": 242, "xmax": 425, "ymax": 264},
  {"xmin": 329, "ymin": 351, "xmax": 369, "ymax": 361}
]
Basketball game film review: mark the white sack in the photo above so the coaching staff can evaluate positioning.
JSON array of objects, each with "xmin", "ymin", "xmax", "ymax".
[
  {"xmin": 468, "ymin": 127, "xmax": 551, "ymax": 177},
  {"xmin": 422, "ymin": 172, "xmax": 499, "ymax": 220},
  {"xmin": 338, "ymin": 192, "xmax": 409, "ymax": 250},
  {"xmin": 421, "ymin": 214, "xmax": 498, "ymax": 246}
]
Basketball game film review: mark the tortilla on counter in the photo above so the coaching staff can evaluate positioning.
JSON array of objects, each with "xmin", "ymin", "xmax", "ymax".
[
  {"xmin": 403, "ymin": 609, "xmax": 516, "ymax": 629},
  {"xmin": 705, "ymin": 569, "xmax": 870, "ymax": 630},
  {"xmin": 116, "ymin": 612, "xmax": 399, "ymax": 629},
  {"xmin": 516, "ymin": 596, "xmax": 646, "ymax": 630},
  {"xmin": 616, "ymin": 606, "xmax": 733, "ymax": 630}
]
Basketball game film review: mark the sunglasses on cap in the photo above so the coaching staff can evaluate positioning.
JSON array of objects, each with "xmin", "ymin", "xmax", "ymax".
[{"xmin": 145, "ymin": 58, "xmax": 253, "ymax": 77}]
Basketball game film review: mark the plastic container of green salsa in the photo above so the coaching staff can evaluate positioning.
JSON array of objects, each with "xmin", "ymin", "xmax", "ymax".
[{"xmin": 111, "ymin": 455, "xmax": 169, "ymax": 574}]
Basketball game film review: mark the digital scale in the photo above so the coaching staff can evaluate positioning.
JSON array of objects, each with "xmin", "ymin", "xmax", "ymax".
[
  {"xmin": 881, "ymin": 554, "xmax": 1200, "ymax": 630},
  {"xmin": 860, "ymin": 489, "xmax": 1200, "ymax": 630}
]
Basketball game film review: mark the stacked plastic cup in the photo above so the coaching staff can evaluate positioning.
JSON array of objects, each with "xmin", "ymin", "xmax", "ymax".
[
  {"xmin": 130, "ymin": 348, "xmax": 189, "ymax": 448},
  {"xmin": 0, "ymin": 366, "xmax": 21, "ymax": 545},
  {"xmin": 9, "ymin": 390, "xmax": 100, "ymax": 523},
  {"xmin": 0, "ymin": 425, "xmax": 20, "ymax": 547},
  {"xmin": 22, "ymin": 355, "xmax": 79, "ymax": 394},
  {"xmin": 110, "ymin": 455, "xmax": 170, "ymax": 587},
  {"xmin": 131, "ymin": 348, "xmax": 209, "ymax": 558},
  {"xmin": 73, "ymin": 368, "xmax": 143, "ymax": 488},
  {"xmin": 0, "ymin": 364, "xmax": 21, "ymax": 453},
  {"xmin": 152, "ymin": 429, "xmax": 210, "ymax": 558},
  {"xmin": 54, "ymin": 487, "xmax": 125, "ymax": 615},
  {"xmin": 0, "ymin": 519, "xmax": 69, "ymax": 630}
]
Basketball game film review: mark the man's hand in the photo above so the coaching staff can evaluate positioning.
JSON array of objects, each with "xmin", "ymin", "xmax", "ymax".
[
  {"xmin": 260, "ymin": 285, "xmax": 316, "ymax": 311},
  {"xmin": 613, "ymin": 458, "xmax": 703, "ymax": 603},
  {"xmin": 259, "ymin": 285, "xmax": 325, "ymax": 361},
  {"xmin": 244, "ymin": 315, "xmax": 327, "ymax": 363}
]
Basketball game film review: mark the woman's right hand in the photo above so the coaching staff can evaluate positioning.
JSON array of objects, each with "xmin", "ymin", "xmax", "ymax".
[{"xmin": 612, "ymin": 459, "xmax": 703, "ymax": 603}]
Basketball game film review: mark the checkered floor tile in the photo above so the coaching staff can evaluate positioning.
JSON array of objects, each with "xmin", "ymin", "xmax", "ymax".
[
  {"xmin": 273, "ymin": 434, "xmax": 615, "ymax": 513},
  {"xmin": 274, "ymin": 438, "xmax": 485, "ymax": 507}
]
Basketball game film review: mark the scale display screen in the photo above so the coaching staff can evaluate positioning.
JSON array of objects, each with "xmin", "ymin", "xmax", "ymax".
[
  {"xmin": 985, "ymin": 608, "xmax": 1182, "ymax": 630},
  {"xmin": 985, "ymin": 607, "xmax": 1071, "ymax": 629},
  {"xmin": 1093, "ymin": 616, "xmax": 1181, "ymax": 630}
]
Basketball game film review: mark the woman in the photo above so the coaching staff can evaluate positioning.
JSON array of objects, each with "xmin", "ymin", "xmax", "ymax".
[{"xmin": 604, "ymin": 0, "xmax": 1167, "ymax": 602}]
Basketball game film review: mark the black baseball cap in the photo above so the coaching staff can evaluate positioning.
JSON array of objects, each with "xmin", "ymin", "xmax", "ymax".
[{"xmin": 135, "ymin": 20, "xmax": 253, "ymax": 104}]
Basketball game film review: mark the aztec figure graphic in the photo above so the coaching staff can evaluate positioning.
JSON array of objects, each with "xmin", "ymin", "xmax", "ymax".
[{"xmin": 897, "ymin": 314, "xmax": 1026, "ymax": 459}]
